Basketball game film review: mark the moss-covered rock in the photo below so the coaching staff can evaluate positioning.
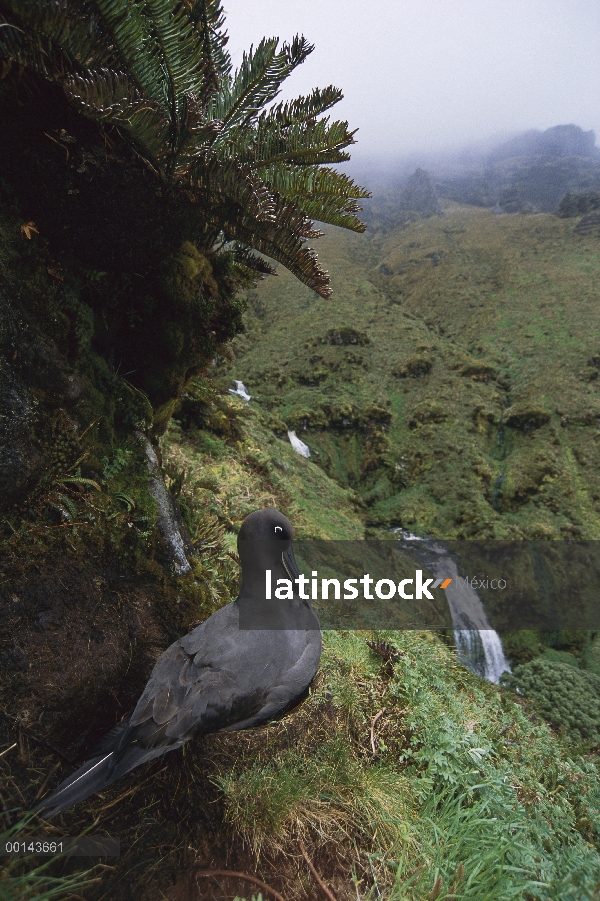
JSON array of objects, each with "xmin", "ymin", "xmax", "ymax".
[
  {"xmin": 408, "ymin": 400, "xmax": 448, "ymax": 428},
  {"xmin": 505, "ymin": 404, "xmax": 551, "ymax": 432},
  {"xmin": 322, "ymin": 327, "xmax": 370, "ymax": 346},
  {"xmin": 460, "ymin": 360, "xmax": 496, "ymax": 382},
  {"xmin": 393, "ymin": 353, "xmax": 432, "ymax": 378}
]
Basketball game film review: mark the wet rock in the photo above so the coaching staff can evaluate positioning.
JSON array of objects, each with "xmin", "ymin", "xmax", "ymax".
[
  {"xmin": 0, "ymin": 286, "xmax": 88, "ymax": 507},
  {"xmin": 15, "ymin": 332, "xmax": 84, "ymax": 404},
  {"xmin": 0, "ymin": 289, "xmax": 84, "ymax": 406}
]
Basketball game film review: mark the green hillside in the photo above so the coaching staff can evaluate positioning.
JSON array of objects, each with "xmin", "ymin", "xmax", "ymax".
[{"xmin": 221, "ymin": 203, "xmax": 600, "ymax": 542}]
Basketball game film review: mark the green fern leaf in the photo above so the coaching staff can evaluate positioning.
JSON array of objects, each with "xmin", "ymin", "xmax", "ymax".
[
  {"xmin": 185, "ymin": 0, "xmax": 231, "ymax": 91},
  {"xmin": 260, "ymin": 85, "xmax": 344, "ymax": 126},
  {"xmin": 144, "ymin": 0, "xmax": 205, "ymax": 113},
  {"xmin": 64, "ymin": 68, "xmax": 170, "ymax": 159},
  {"xmin": 58, "ymin": 476, "xmax": 102, "ymax": 491},
  {"xmin": 232, "ymin": 244, "xmax": 277, "ymax": 276},
  {"xmin": 227, "ymin": 199, "xmax": 332, "ymax": 298},
  {"xmin": 1, "ymin": 0, "xmax": 369, "ymax": 298},
  {"xmin": 209, "ymin": 34, "xmax": 313, "ymax": 132},
  {"xmin": 0, "ymin": 0, "xmax": 114, "ymax": 77},
  {"xmin": 94, "ymin": 0, "xmax": 165, "ymax": 107}
]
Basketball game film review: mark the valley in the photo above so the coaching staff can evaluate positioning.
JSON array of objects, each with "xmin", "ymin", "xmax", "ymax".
[{"xmin": 221, "ymin": 202, "xmax": 600, "ymax": 543}]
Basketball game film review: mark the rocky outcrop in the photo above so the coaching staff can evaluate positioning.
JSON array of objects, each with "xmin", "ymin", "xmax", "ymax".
[
  {"xmin": 557, "ymin": 191, "xmax": 600, "ymax": 218},
  {"xmin": 488, "ymin": 125, "xmax": 598, "ymax": 163},
  {"xmin": 400, "ymin": 168, "xmax": 442, "ymax": 217},
  {"xmin": 574, "ymin": 211, "xmax": 600, "ymax": 236},
  {"xmin": 438, "ymin": 126, "xmax": 600, "ymax": 214}
]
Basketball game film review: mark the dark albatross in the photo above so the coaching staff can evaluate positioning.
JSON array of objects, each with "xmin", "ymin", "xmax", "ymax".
[{"xmin": 36, "ymin": 508, "xmax": 321, "ymax": 817}]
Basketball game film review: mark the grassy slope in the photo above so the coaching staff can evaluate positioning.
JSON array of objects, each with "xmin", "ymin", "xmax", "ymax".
[
  {"xmin": 224, "ymin": 203, "xmax": 600, "ymax": 542},
  {"xmin": 163, "ymin": 401, "xmax": 364, "ymax": 540}
]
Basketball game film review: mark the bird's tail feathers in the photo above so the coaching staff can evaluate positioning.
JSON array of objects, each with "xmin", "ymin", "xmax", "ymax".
[
  {"xmin": 35, "ymin": 740, "xmax": 180, "ymax": 817},
  {"xmin": 88, "ymin": 714, "xmax": 132, "ymax": 757},
  {"xmin": 35, "ymin": 752, "xmax": 118, "ymax": 818}
]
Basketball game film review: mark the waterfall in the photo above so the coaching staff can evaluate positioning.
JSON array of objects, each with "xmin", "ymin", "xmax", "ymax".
[
  {"xmin": 393, "ymin": 530, "xmax": 511, "ymax": 683},
  {"xmin": 288, "ymin": 430, "xmax": 311, "ymax": 458},
  {"xmin": 229, "ymin": 380, "xmax": 251, "ymax": 401}
]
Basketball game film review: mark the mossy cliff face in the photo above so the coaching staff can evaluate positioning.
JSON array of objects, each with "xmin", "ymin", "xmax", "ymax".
[
  {"xmin": 0, "ymin": 76, "xmax": 246, "ymax": 436},
  {"xmin": 0, "ymin": 74, "xmax": 247, "ymax": 746}
]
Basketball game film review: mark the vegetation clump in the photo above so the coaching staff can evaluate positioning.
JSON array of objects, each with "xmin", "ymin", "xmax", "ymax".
[
  {"xmin": 503, "ymin": 658, "xmax": 600, "ymax": 747},
  {"xmin": 323, "ymin": 327, "xmax": 371, "ymax": 346},
  {"xmin": 393, "ymin": 353, "xmax": 432, "ymax": 378},
  {"xmin": 505, "ymin": 404, "xmax": 551, "ymax": 433}
]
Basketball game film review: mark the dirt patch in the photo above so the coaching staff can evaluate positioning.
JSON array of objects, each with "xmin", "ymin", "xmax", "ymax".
[{"xmin": 0, "ymin": 548, "xmax": 170, "ymax": 756}]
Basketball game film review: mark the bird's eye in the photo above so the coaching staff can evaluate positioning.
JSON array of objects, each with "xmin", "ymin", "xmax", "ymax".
[{"xmin": 274, "ymin": 526, "xmax": 283, "ymax": 534}]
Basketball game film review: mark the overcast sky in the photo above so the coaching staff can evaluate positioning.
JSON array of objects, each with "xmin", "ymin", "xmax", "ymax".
[{"xmin": 222, "ymin": 0, "xmax": 600, "ymax": 162}]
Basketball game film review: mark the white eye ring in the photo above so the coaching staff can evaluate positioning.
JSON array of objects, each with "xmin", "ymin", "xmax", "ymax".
[{"xmin": 274, "ymin": 526, "xmax": 283, "ymax": 533}]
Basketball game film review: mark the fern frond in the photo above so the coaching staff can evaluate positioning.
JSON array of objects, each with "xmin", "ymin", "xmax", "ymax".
[
  {"xmin": 185, "ymin": 0, "xmax": 231, "ymax": 95},
  {"xmin": 210, "ymin": 34, "xmax": 313, "ymax": 131},
  {"xmin": 64, "ymin": 68, "xmax": 170, "ymax": 159},
  {"xmin": 225, "ymin": 197, "xmax": 331, "ymax": 298},
  {"xmin": 260, "ymin": 85, "xmax": 343, "ymax": 126},
  {"xmin": 94, "ymin": 0, "xmax": 165, "ymax": 107},
  {"xmin": 220, "ymin": 117, "xmax": 357, "ymax": 169},
  {"xmin": 189, "ymin": 155, "xmax": 275, "ymax": 225},
  {"xmin": 285, "ymin": 195, "xmax": 366, "ymax": 232},
  {"xmin": 256, "ymin": 164, "xmax": 369, "ymax": 230},
  {"xmin": 257, "ymin": 164, "xmax": 370, "ymax": 200},
  {"xmin": 145, "ymin": 0, "xmax": 205, "ymax": 114},
  {"xmin": 0, "ymin": 0, "xmax": 114, "ymax": 78},
  {"xmin": 1, "ymin": 0, "xmax": 369, "ymax": 294},
  {"xmin": 58, "ymin": 477, "xmax": 102, "ymax": 491},
  {"xmin": 232, "ymin": 244, "xmax": 277, "ymax": 276},
  {"xmin": 234, "ymin": 223, "xmax": 330, "ymax": 298}
]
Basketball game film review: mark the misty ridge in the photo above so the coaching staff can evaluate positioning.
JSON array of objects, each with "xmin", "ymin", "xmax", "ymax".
[{"xmin": 349, "ymin": 124, "xmax": 600, "ymax": 229}]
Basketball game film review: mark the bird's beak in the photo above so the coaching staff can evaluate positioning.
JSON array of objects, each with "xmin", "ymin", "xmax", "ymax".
[{"xmin": 282, "ymin": 544, "xmax": 300, "ymax": 581}]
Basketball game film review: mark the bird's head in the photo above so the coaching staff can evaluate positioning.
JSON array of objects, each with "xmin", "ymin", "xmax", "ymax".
[{"xmin": 237, "ymin": 507, "xmax": 300, "ymax": 597}]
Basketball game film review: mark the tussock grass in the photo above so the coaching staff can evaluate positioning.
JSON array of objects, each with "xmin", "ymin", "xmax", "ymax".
[
  {"xmin": 3, "ymin": 627, "xmax": 599, "ymax": 899},
  {"xmin": 194, "ymin": 628, "xmax": 600, "ymax": 899}
]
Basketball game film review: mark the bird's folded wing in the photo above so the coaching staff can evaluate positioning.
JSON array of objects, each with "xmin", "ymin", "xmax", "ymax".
[
  {"xmin": 116, "ymin": 603, "xmax": 321, "ymax": 752},
  {"xmin": 120, "ymin": 646, "xmax": 267, "ymax": 752}
]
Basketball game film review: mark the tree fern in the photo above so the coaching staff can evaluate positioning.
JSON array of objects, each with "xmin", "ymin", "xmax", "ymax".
[{"xmin": 0, "ymin": 0, "xmax": 369, "ymax": 297}]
